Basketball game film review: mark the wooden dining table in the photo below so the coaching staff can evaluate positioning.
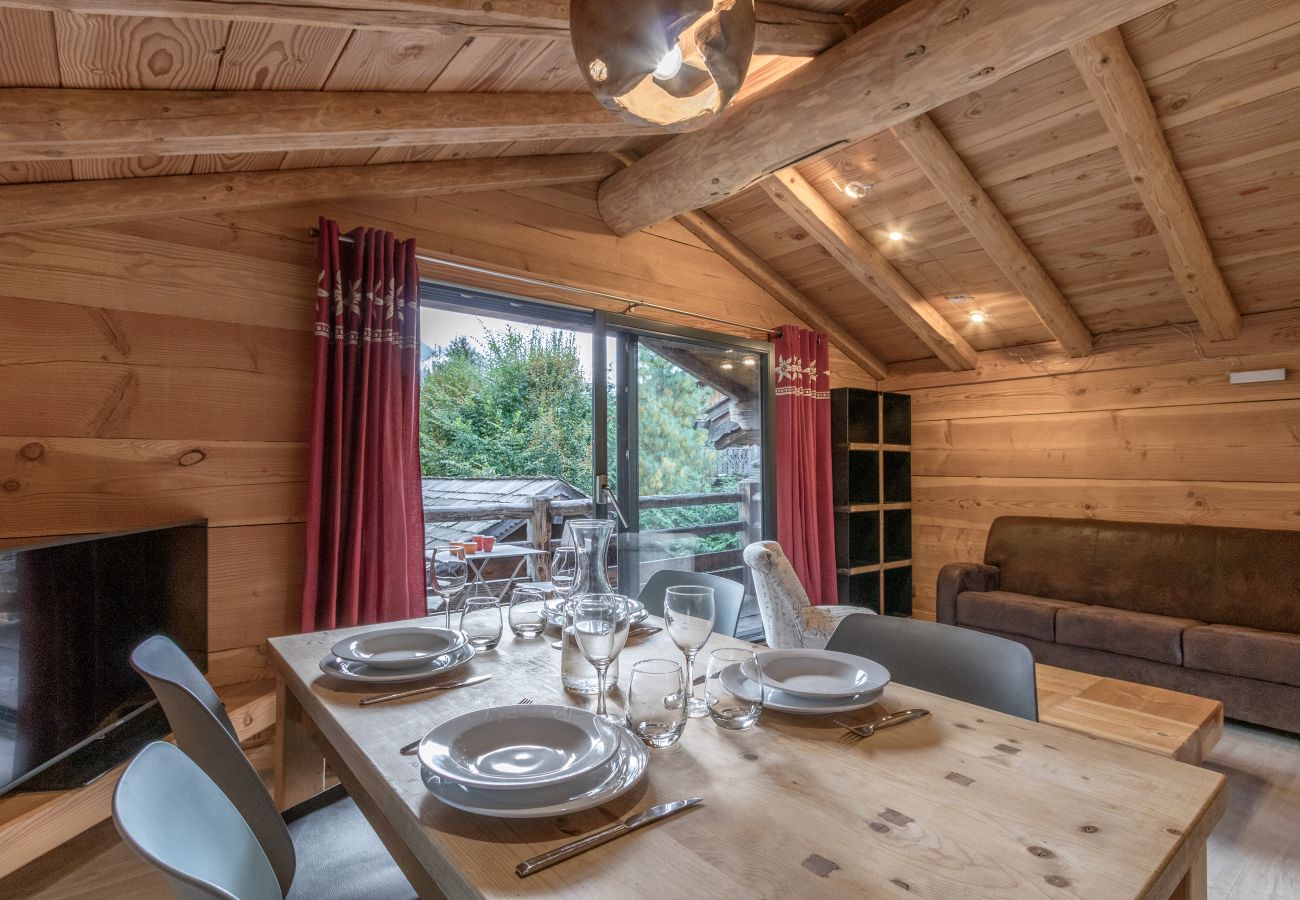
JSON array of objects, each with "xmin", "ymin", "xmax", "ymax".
[{"xmin": 270, "ymin": 617, "xmax": 1226, "ymax": 900}]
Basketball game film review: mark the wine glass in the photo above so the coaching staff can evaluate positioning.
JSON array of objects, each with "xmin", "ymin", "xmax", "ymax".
[
  {"xmin": 548, "ymin": 544, "xmax": 578, "ymax": 649},
  {"xmin": 664, "ymin": 585, "xmax": 715, "ymax": 718},
  {"xmin": 570, "ymin": 594, "xmax": 634, "ymax": 723},
  {"xmin": 429, "ymin": 547, "xmax": 468, "ymax": 629}
]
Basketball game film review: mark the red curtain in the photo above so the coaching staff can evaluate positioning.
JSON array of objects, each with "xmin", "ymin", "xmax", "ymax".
[
  {"xmin": 774, "ymin": 326, "xmax": 838, "ymax": 605},
  {"xmin": 301, "ymin": 218, "xmax": 426, "ymax": 631}
]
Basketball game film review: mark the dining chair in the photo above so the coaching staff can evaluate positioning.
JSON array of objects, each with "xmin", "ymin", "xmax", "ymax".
[
  {"xmin": 130, "ymin": 636, "xmax": 416, "ymax": 899},
  {"xmin": 743, "ymin": 541, "xmax": 871, "ymax": 649},
  {"xmin": 114, "ymin": 741, "xmax": 282, "ymax": 900},
  {"xmin": 638, "ymin": 569, "xmax": 745, "ymax": 637},
  {"xmin": 825, "ymin": 614, "xmax": 1039, "ymax": 720}
]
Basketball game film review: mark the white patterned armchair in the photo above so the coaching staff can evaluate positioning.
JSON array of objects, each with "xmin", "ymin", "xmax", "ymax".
[{"xmin": 743, "ymin": 541, "xmax": 873, "ymax": 649}]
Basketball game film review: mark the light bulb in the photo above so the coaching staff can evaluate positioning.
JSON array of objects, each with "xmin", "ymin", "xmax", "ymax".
[
  {"xmin": 844, "ymin": 181, "xmax": 872, "ymax": 199},
  {"xmin": 888, "ymin": 230, "xmax": 905, "ymax": 241},
  {"xmin": 652, "ymin": 45, "xmax": 682, "ymax": 81},
  {"xmin": 741, "ymin": 357, "xmax": 757, "ymax": 366},
  {"xmin": 968, "ymin": 310, "xmax": 988, "ymax": 323},
  {"xmin": 720, "ymin": 361, "xmax": 735, "ymax": 370}
]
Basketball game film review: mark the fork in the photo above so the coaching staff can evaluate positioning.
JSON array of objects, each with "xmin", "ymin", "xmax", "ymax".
[
  {"xmin": 834, "ymin": 709, "xmax": 929, "ymax": 744},
  {"xmin": 400, "ymin": 697, "xmax": 533, "ymax": 756}
]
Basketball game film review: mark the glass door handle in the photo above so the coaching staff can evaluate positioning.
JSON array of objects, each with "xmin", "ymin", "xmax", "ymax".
[{"xmin": 596, "ymin": 475, "xmax": 629, "ymax": 528}]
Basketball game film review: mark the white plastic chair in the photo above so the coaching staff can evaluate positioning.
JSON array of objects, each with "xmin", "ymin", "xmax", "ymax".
[
  {"xmin": 114, "ymin": 741, "xmax": 281, "ymax": 900},
  {"xmin": 743, "ymin": 541, "xmax": 871, "ymax": 648}
]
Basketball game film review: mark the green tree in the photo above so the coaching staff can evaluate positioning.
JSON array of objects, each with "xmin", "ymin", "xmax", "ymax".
[{"xmin": 419, "ymin": 326, "xmax": 593, "ymax": 490}]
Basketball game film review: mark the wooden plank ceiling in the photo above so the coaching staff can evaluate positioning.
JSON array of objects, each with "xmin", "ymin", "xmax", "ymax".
[{"xmin": 2, "ymin": 0, "xmax": 1299, "ymax": 371}]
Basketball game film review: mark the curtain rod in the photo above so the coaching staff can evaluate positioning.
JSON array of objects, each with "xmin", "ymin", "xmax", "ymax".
[{"xmin": 311, "ymin": 226, "xmax": 780, "ymax": 338}]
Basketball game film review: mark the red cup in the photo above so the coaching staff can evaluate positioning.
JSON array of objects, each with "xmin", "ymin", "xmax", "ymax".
[
  {"xmin": 472, "ymin": 535, "xmax": 488, "ymax": 552},
  {"xmin": 480, "ymin": 536, "xmax": 497, "ymax": 552}
]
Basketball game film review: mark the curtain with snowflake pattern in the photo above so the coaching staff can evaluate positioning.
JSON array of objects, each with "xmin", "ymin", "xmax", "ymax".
[{"xmin": 773, "ymin": 326, "xmax": 838, "ymax": 605}]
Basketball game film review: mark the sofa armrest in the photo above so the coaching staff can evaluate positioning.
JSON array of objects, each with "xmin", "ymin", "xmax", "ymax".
[{"xmin": 936, "ymin": 562, "xmax": 1000, "ymax": 624}]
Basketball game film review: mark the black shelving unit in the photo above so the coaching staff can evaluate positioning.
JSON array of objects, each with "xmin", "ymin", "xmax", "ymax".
[{"xmin": 830, "ymin": 388, "xmax": 912, "ymax": 616}]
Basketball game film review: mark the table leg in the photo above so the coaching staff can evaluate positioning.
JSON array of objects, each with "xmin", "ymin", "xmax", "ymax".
[
  {"xmin": 274, "ymin": 677, "xmax": 326, "ymax": 810},
  {"xmin": 1167, "ymin": 840, "xmax": 1207, "ymax": 900}
]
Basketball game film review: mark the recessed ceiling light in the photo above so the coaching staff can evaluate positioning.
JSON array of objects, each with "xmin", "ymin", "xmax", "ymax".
[
  {"xmin": 844, "ymin": 181, "xmax": 872, "ymax": 199},
  {"xmin": 888, "ymin": 230, "xmax": 905, "ymax": 241},
  {"xmin": 967, "ymin": 310, "xmax": 989, "ymax": 323},
  {"xmin": 945, "ymin": 294, "xmax": 974, "ymax": 304},
  {"xmin": 720, "ymin": 361, "xmax": 735, "ymax": 370},
  {"xmin": 741, "ymin": 357, "xmax": 757, "ymax": 366}
]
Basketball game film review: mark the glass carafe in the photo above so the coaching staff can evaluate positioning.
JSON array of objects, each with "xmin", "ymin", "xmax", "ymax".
[{"xmin": 561, "ymin": 519, "xmax": 619, "ymax": 694}]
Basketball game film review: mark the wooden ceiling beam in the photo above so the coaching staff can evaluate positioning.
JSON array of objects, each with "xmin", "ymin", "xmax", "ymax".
[
  {"xmin": 761, "ymin": 167, "xmax": 978, "ymax": 372},
  {"xmin": 675, "ymin": 209, "xmax": 889, "ymax": 380},
  {"xmin": 1069, "ymin": 29, "xmax": 1242, "ymax": 341},
  {"xmin": 0, "ymin": 88, "xmax": 658, "ymax": 162},
  {"xmin": 0, "ymin": 153, "xmax": 622, "ymax": 234},
  {"xmin": 0, "ymin": 1, "xmax": 850, "ymax": 57},
  {"xmin": 596, "ymin": 0, "xmax": 1176, "ymax": 235},
  {"xmin": 891, "ymin": 113, "xmax": 1094, "ymax": 357}
]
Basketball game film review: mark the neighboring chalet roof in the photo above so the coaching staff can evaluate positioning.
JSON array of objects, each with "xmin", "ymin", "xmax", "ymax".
[{"xmin": 422, "ymin": 477, "xmax": 587, "ymax": 547}]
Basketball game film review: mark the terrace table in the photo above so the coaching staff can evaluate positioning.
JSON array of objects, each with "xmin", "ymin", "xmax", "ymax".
[
  {"xmin": 270, "ymin": 619, "xmax": 1225, "ymax": 900},
  {"xmin": 461, "ymin": 544, "xmax": 547, "ymax": 599}
]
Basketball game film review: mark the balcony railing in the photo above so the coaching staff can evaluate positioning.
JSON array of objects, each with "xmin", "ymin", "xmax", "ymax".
[{"xmin": 423, "ymin": 485, "xmax": 761, "ymax": 587}]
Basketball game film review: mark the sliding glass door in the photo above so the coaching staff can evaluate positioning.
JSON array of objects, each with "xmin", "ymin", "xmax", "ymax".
[{"xmin": 595, "ymin": 314, "xmax": 775, "ymax": 609}]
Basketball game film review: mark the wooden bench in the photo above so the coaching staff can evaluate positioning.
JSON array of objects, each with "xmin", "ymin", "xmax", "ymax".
[
  {"xmin": 0, "ymin": 680, "xmax": 276, "ymax": 880},
  {"xmin": 1036, "ymin": 664, "xmax": 1224, "ymax": 765}
]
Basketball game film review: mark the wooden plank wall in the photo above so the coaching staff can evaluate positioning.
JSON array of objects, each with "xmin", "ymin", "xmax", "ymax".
[
  {"xmin": 883, "ymin": 310, "xmax": 1300, "ymax": 619},
  {"xmin": 0, "ymin": 182, "xmax": 876, "ymax": 685}
]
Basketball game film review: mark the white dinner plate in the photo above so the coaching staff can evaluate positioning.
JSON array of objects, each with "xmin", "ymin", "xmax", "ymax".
[
  {"xmin": 318, "ymin": 642, "xmax": 475, "ymax": 684},
  {"xmin": 418, "ymin": 705, "xmax": 621, "ymax": 790},
  {"xmin": 747, "ymin": 649, "xmax": 890, "ymax": 700},
  {"xmin": 421, "ymin": 727, "xmax": 648, "ymax": 818},
  {"xmin": 331, "ymin": 626, "xmax": 466, "ymax": 670},
  {"xmin": 720, "ymin": 661, "xmax": 884, "ymax": 715}
]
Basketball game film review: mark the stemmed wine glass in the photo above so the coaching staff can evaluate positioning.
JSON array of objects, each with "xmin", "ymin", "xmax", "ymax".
[
  {"xmin": 548, "ymin": 544, "xmax": 578, "ymax": 649},
  {"xmin": 571, "ymin": 594, "xmax": 634, "ymax": 723},
  {"xmin": 664, "ymin": 585, "xmax": 715, "ymax": 718},
  {"xmin": 429, "ymin": 547, "xmax": 468, "ymax": 630}
]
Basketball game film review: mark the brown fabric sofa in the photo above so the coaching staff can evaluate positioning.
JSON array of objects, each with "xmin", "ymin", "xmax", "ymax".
[{"xmin": 937, "ymin": 516, "xmax": 1300, "ymax": 732}]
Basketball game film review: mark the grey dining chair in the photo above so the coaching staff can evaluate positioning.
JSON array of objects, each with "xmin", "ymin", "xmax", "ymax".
[
  {"xmin": 130, "ymin": 636, "xmax": 416, "ymax": 899},
  {"xmin": 825, "ymin": 614, "xmax": 1039, "ymax": 720},
  {"xmin": 638, "ymin": 569, "xmax": 746, "ymax": 637},
  {"xmin": 114, "ymin": 741, "xmax": 282, "ymax": 900}
]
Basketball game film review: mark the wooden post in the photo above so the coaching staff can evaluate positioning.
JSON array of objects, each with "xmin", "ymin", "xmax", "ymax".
[{"xmin": 528, "ymin": 496, "xmax": 552, "ymax": 582}]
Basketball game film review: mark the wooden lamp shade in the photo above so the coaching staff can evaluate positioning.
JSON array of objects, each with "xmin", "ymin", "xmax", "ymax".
[{"xmin": 570, "ymin": 0, "xmax": 756, "ymax": 131}]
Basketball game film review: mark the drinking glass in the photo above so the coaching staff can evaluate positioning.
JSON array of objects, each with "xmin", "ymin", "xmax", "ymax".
[
  {"xmin": 459, "ymin": 590, "xmax": 502, "ymax": 650},
  {"xmin": 429, "ymin": 547, "xmax": 468, "ymax": 628},
  {"xmin": 508, "ymin": 587, "xmax": 547, "ymax": 639},
  {"xmin": 548, "ymin": 544, "xmax": 578, "ymax": 649},
  {"xmin": 626, "ymin": 659, "xmax": 687, "ymax": 748},
  {"xmin": 664, "ymin": 585, "xmax": 715, "ymax": 718},
  {"xmin": 571, "ymin": 594, "xmax": 634, "ymax": 722},
  {"xmin": 705, "ymin": 648, "xmax": 763, "ymax": 730}
]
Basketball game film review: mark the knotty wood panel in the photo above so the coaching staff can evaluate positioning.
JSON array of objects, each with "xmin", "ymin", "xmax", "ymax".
[
  {"xmin": 890, "ymin": 318, "xmax": 1300, "ymax": 617},
  {"xmin": 0, "ymin": 437, "xmax": 307, "ymax": 538}
]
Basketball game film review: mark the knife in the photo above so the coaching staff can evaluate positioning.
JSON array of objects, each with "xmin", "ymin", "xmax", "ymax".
[
  {"xmin": 515, "ymin": 798, "xmax": 704, "ymax": 877},
  {"xmin": 359, "ymin": 674, "xmax": 492, "ymax": 706}
]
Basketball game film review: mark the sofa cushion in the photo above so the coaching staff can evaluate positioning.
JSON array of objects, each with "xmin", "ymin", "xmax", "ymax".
[
  {"xmin": 955, "ymin": 591, "xmax": 1084, "ymax": 642},
  {"xmin": 1183, "ymin": 625, "xmax": 1300, "ymax": 689},
  {"xmin": 1056, "ymin": 606, "xmax": 1203, "ymax": 665}
]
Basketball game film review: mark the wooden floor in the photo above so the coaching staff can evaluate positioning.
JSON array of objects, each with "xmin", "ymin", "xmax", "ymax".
[{"xmin": 2, "ymin": 721, "xmax": 1295, "ymax": 899}]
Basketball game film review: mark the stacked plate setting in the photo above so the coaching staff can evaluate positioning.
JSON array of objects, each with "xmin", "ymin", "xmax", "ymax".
[
  {"xmin": 418, "ymin": 705, "xmax": 648, "ymax": 818},
  {"xmin": 720, "ymin": 648, "xmax": 891, "ymax": 715},
  {"xmin": 320, "ymin": 625, "xmax": 476, "ymax": 684}
]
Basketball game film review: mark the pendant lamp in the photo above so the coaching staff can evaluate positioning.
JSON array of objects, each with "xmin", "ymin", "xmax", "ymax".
[{"xmin": 570, "ymin": 0, "xmax": 756, "ymax": 131}]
